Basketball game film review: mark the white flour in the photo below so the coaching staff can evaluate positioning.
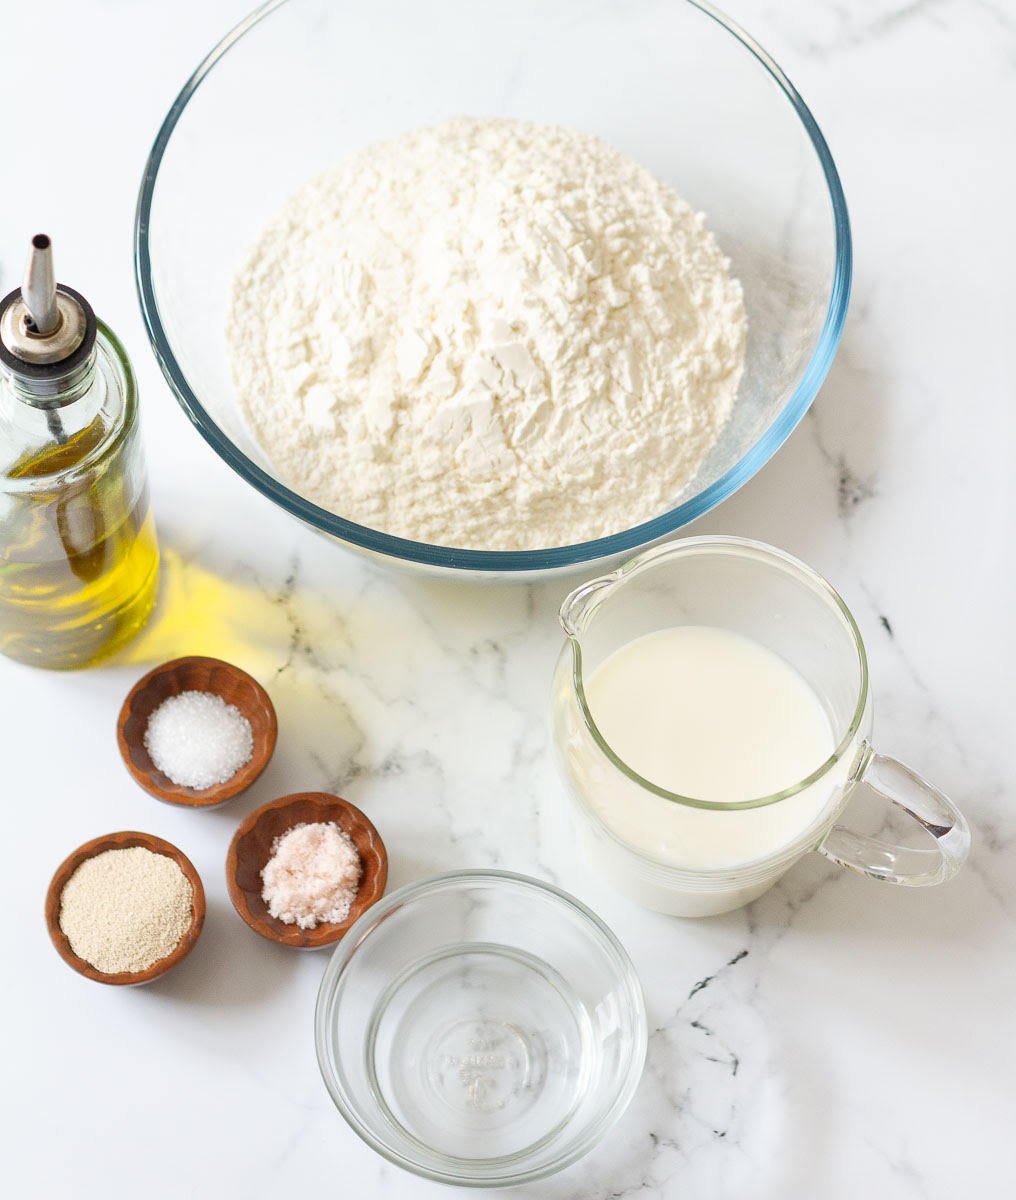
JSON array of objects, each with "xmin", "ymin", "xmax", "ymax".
[{"xmin": 229, "ymin": 117, "xmax": 746, "ymax": 550}]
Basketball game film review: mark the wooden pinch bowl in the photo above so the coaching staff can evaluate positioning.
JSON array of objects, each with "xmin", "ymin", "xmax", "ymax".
[
  {"xmin": 118, "ymin": 655, "xmax": 277, "ymax": 807},
  {"xmin": 226, "ymin": 792, "xmax": 388, "ymax": 949},
  {"xmin": 45, "ymin": 831, "xmax": 206, "ymax": 985}
]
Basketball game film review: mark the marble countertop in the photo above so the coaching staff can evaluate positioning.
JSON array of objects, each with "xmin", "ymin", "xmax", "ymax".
[{"xmin": 3, "ymin": 1, "xmax": 1013, "ymax": 1197}]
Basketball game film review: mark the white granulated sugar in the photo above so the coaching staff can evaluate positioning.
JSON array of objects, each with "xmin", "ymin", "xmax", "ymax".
[
  {"xmin": 144, "ymin": 690, "xmax": 254, "ymax": 790},
  {"xmin": 230, "ymin": 117, "xmax": 747, "ymax": 550}
]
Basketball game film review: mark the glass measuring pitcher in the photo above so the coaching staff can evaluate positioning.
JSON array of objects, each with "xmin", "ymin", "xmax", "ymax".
[{"xmin": 551, "ymin": 537, "xmax": 969, "ymax": 917}]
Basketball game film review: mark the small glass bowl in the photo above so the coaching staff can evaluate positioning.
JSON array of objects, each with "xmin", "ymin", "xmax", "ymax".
[{"xmin": 314, "ymin": 871, "xmax": 646, "ymax": 1186}]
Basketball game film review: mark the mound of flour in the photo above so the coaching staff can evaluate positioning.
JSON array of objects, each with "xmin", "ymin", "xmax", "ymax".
[{"xmin": 229, "ymin": 117, "xmax": 746, "ymax": 550}]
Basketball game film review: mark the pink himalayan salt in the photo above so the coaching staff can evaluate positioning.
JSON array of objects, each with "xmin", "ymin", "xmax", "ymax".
[{"xmin": 261, "ymin": 822, "xmax": 362, "ymax": 929}]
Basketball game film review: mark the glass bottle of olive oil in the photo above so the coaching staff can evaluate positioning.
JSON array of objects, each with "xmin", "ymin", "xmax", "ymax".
[{"xmin": 0, "ymin": 235, "xmax": 159, "ymax": 668}]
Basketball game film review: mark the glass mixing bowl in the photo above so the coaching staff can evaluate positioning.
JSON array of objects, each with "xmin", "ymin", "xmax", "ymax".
[
  {"xmin": 314, "ymin": 871, "xmax": 646, "ymax": 1186},
  {"xmin": 136, "ymin": 0, "xmax": 850, "ymax": 577}
]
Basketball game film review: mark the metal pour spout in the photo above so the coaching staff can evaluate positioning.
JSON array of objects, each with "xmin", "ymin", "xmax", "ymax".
[
  {"xmin": 22, "ymin": 234, "xmax": 61, "ymax": 337},
  {"xmin": 0, "ymin": 234, "xmax": 98, "ymax": 436},
  {"xmin": 0, "ymin": 233, "xmax": 93, "ymax": 379}
]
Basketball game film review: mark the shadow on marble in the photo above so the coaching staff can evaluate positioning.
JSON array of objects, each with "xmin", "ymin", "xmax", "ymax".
[
  {"xmin": 395, "ymin": 572, "xmax": 569, "ymax": 648},
  {"xmin": 745, "ymin": 841, "xmax": 1000, "ymax": 945},
  {"xmin": 685, "ymin": 303, "xmax": 889, "ymax": 551},
  {"xmin": 135, "ymin": 896, "xmax": 299, "ymax": 1011}
]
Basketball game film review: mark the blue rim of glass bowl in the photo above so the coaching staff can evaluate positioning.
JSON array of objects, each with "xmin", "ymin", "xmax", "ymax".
[{"xmin": 134, "ymin": 0, "xmax": 852, "ymax": 573}]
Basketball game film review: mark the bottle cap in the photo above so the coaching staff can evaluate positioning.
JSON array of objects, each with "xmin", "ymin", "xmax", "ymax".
[{"xmin": 0, "ymin": 235, "xmax": 97, "ymax": 384}]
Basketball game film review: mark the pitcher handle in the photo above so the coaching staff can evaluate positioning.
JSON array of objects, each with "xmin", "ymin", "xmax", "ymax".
[{"xmin": 818, "ymin": 751, "xmax": 970, "ymax": 886}]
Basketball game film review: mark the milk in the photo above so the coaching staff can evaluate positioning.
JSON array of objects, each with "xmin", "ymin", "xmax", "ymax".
[{"xmin": 578, "ymin": 625, "xmax": 837, "ymax": 872}]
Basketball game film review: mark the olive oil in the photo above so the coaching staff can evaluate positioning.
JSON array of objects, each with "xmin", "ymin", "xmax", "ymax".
[
  {"xmin": 0, "ymin": 236, "xmax": 159, "ymax": 668},
  {"xmin": 1, "ymin": 432, "xmax": 158, "ymax": 668}
]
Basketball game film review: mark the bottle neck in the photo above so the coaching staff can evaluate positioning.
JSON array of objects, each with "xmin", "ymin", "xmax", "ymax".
[
  {"xmin": 4, "ymin": 348, "xmax": 98, "ymax": 410},
  {"xmin": 0, "ymin": 339, "xmax": 117, "ymax": 485}
]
